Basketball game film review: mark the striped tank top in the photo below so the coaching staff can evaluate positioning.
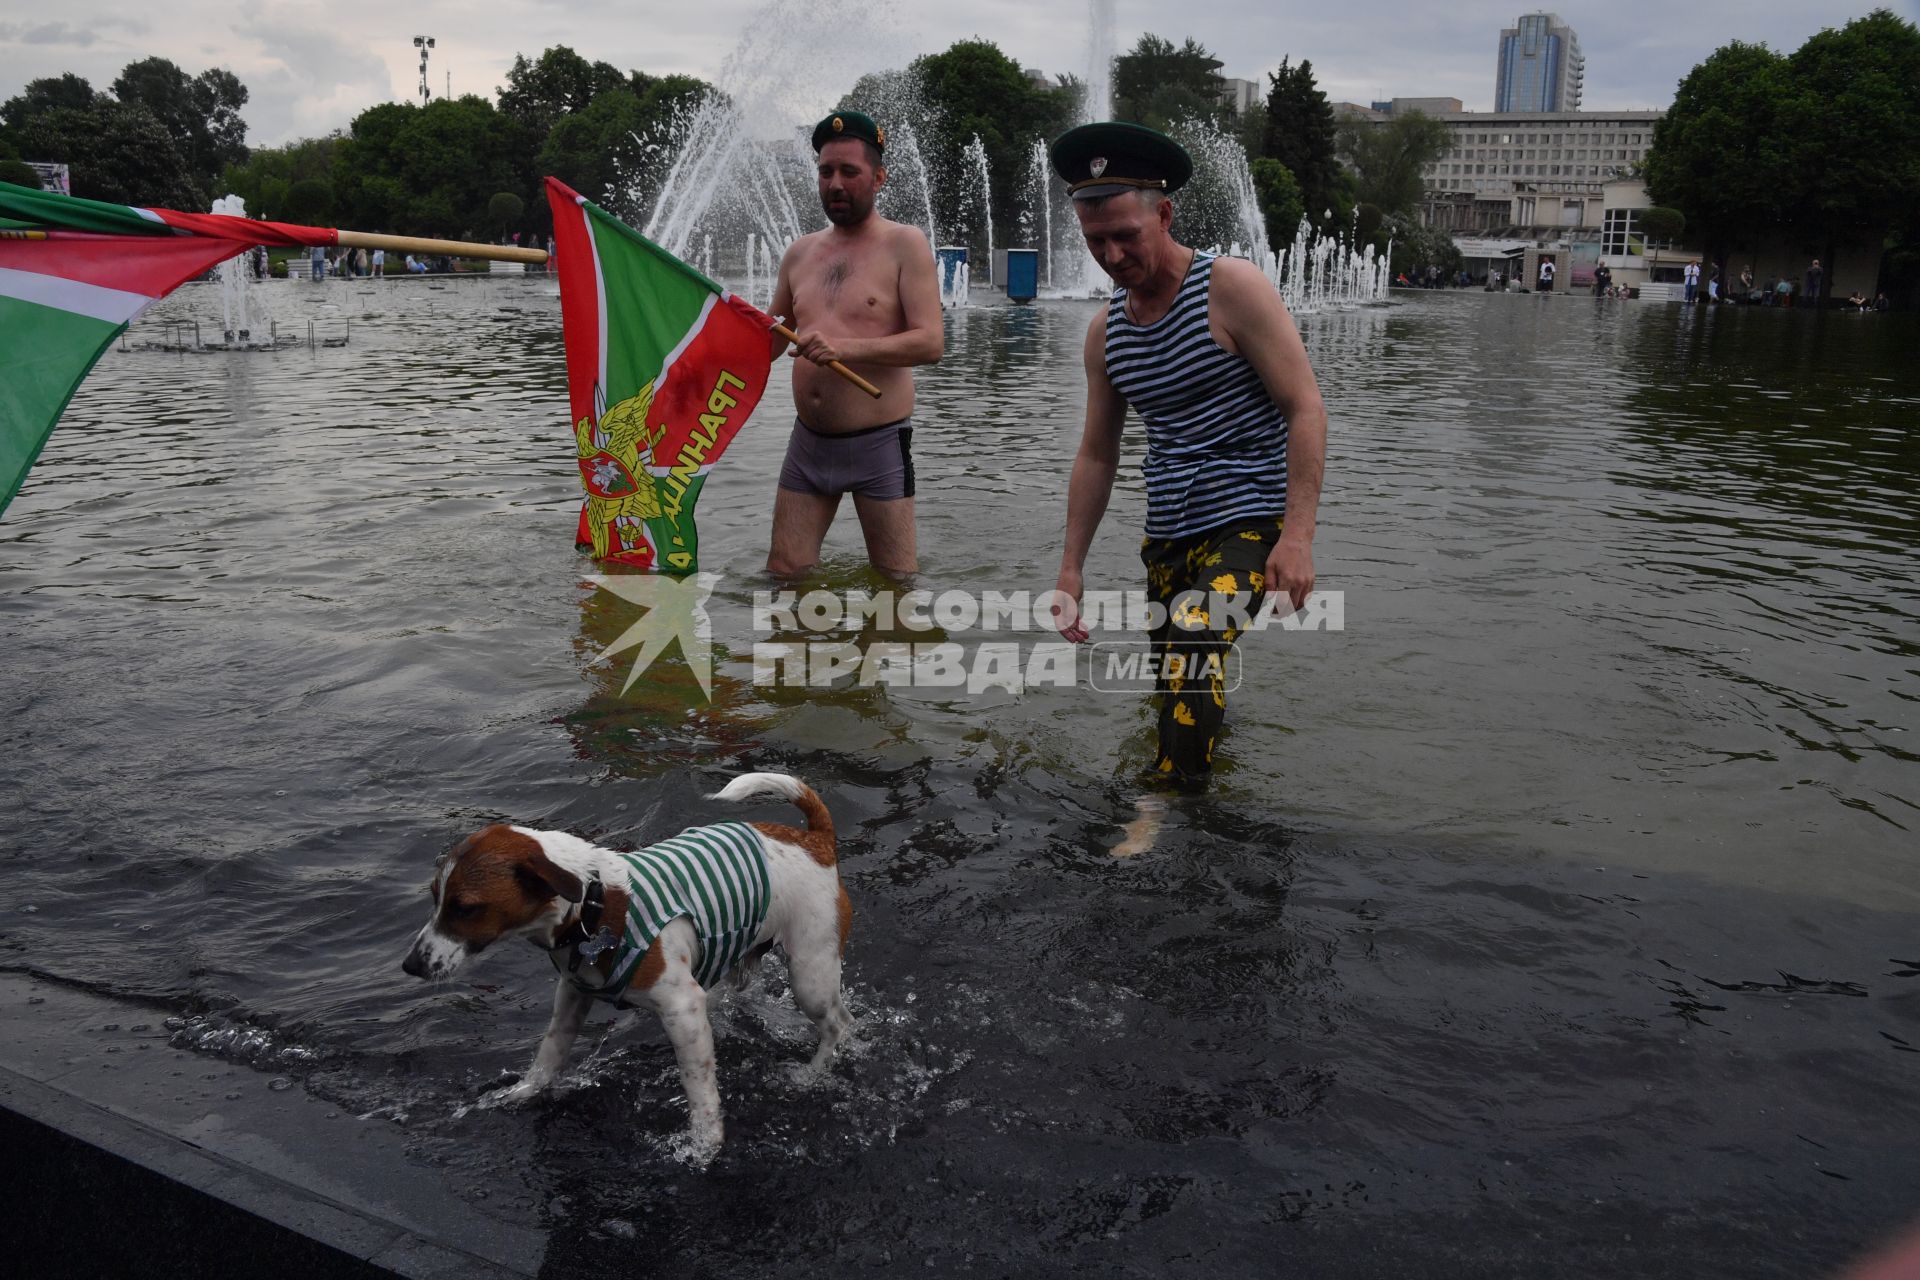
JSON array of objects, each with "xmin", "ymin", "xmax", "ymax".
[
  {"xmin": 551, "ymin": 822, "xmax": 772, "ymax": 998},
  {"xmin": 1104, "ymin": 252, "xmax": 1289, "ymax": 539}
]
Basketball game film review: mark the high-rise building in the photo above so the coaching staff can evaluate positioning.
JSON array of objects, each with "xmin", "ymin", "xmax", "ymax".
[{"xmin": 1495, "ymin": 13, "xmax": 1583, "ymax": 112}]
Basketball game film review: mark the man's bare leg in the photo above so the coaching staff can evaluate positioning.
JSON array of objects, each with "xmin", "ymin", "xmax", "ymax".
[
  {"xmin": 1111, "ymin": 796, "xmax": 1169, "ymax": 858},
  {"xmin": 851, "ymin": 494, "xmax": 917, "ymax": 578},
  {"xmin": 768, "ymin": 488, "xmax": 841, "ymax": 577}
]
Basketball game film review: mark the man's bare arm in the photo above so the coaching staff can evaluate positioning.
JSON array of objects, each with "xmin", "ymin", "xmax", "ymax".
[
  {"xmin": 790, "ymin": 227, "xmax": 944, "ymax": 368},
  {"xmin": 1212, "ymin": 257, "xmax": 1327, "ymax": 610},
  {"xmin": 767, "ymin": 243, "xmax": 798, "ymax": 359},
  {"xmin": 1053, "ymin": 309, "xmax": 1127, "ymax": 640}
]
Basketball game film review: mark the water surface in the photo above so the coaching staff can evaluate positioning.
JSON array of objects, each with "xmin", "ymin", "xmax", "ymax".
[{"xmin": 2, "ymin": 277, "xmax": 1916, "ymax": 1276}]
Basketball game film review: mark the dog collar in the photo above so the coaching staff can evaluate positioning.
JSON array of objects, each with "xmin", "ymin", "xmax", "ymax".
[{"xmin": 551, "ymin": 875, "xmax": 617, "ymax": 973}]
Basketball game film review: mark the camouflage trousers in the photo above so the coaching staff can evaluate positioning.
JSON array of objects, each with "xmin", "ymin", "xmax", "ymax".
[{"xmin": 1140, "ymin": 515, "xmax": 1284, "ymax": 785}]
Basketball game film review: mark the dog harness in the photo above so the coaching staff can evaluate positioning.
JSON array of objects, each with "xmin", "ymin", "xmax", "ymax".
[{"xmin": 550, "ymin": 822, "xmax": 772, "ymax": 1000}]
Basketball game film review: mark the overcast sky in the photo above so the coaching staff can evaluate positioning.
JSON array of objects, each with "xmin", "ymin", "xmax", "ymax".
[{"xmin": 0, "ymin": 0, "xmax": 1896, "ymax": 148}]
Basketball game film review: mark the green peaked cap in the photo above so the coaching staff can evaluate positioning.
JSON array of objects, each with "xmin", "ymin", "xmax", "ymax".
[
  {"xmin": 1049, "ymin": 121, "xmax": 1192, "ymax": 199},
  {"xmin": 812, "ymin": 110, "xmax": 885, "ymax": 153}
]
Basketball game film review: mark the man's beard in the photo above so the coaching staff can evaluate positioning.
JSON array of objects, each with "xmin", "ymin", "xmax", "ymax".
[{"xmin": 822, "ymin": 191, "xmax": 874, "ymax": 226}]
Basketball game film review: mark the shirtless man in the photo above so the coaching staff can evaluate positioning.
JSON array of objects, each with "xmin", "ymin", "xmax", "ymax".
[{"xmin": 767, "ymin": 110, "xmax": 943, "ymax": 578}]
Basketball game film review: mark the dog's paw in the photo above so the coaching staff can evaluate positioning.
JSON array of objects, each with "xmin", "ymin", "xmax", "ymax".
[{"xmin": 686, "ymin": 1125, "xmax": 724, "ymax": 1167}]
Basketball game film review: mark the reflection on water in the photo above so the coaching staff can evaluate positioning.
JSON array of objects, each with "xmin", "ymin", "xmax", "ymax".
[{"xmin": 2, "ymin": 278, "xmax": 1917, "ymax": 1274}]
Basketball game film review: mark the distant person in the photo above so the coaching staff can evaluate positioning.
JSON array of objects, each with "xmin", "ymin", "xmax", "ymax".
[
  {"xmin": 1805, "ymin": 258, "xmax": 1823, "ymax": 307},
  {"xmin": 1875, "ymin": 292, "xmax": 1890, "ymax": 312},
  {"xmin": 1847, "ymin": 290, "xmax": 1868, "ymax": 310},
  {"xmin": 1708, "ymin": 264, "xmax": 1721, "ymax": 304},
  {"xmin": 1537, "ymin": 258, "xmax": 1554, "ymax": 293},
  {"xmin": 372, "ymin": 248, "xmax": 385, "ymax": 277},
  {"xmin": 1593, "ymin": 262, "xmax": 1612, "ymax": 297},
  {"xmin": 1683, "ymin": 259, "xmax": 1700, "ymax": 304},
  {"xmin": 309, "ymin": 244, "xmax": 325, "ymax": 281},
  {"xmin": 1739, "ymin": 264, "xmax": 1754, "ymax": 299},
  {"xmin": 1775, "ymin": 277, "xmax": 1793, "ymax": 307}
]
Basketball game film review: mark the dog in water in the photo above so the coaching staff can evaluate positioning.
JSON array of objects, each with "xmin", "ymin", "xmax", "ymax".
[{"xmin": 401, "ymin": 773, "xmax": 852, "ymax": 1157}]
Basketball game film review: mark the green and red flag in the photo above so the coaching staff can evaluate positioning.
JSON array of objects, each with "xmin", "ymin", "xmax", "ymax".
[
  {"xmin": 0, "ymin": 179, "xmax": 335, "ymax": 516},
  {"xmin": 545, "ymin": 177, "xmax": 774, "ymax": 572}
]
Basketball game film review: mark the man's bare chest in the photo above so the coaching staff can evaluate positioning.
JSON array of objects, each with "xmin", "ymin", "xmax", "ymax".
[{"xmin": 792, "ymin": 253, "xmax": 900, "ymax": 324}]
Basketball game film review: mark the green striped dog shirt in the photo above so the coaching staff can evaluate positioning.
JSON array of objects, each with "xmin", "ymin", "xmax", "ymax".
[{"xmin": 551, "ymin": 822, "xmax": 772, "ymax": 998}]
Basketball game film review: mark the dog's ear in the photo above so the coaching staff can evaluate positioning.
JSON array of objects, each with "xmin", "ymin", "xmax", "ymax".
[{"xmin": 517, "ymin": 845, "xmax": 584, "ymax": 904}]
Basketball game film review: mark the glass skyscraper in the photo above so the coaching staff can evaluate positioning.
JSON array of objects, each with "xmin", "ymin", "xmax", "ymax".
[{"xmin": 1496, "ymin": 13, "xmax": 1584, "ymax": 112}]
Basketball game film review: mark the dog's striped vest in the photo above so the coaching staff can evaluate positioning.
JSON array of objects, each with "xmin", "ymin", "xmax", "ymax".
[
  {"xmin": 552, "ymin": 822, "xmax": 772, "ymax": 998},
  {"xmin": 1104, "ymin": 251, "xmax": 1290, "ymax": 540}
]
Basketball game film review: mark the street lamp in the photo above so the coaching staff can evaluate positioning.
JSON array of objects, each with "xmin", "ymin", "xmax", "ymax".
[{"xmin": 413, "ymin": 36, "xmax": 435, "ymax": 106}]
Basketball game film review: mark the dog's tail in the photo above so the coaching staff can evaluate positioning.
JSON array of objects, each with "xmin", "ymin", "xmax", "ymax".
[{"xmin": 709, "ymin": 772, "xmax": 835, "ymax": 863}]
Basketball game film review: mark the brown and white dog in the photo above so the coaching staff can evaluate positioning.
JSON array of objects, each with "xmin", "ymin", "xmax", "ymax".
[{"xmin": 401, "ymin": 772, "xmax": 852, "ymax": 1157}]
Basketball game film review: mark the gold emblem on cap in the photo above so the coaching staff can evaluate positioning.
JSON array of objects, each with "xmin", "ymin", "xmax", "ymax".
[
  {"xmin": 832, "ymin": 116, "xmax": 844, "ymax": 133},
  {"xmin": 1089, "ymin": 157, "xmax": 1107, "ymax": 178},
  {"xmin": 876, "ymin": 126, "xmax": 885, "ymax": 146}
]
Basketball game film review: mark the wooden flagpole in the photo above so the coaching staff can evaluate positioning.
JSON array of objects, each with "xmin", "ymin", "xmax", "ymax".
[
  {"xmin": 331, "ymin": 233, "xmax": 882, "ymax": 399},
  {"xmin": 334, "ymin": 230, "xmax": 548, "ymax": 264},
  {"xmin": 770, "ymin": 323, "xmax": 882, "ymax": 399}
]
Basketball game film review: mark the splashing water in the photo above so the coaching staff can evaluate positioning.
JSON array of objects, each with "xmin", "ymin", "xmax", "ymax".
[
  {"xmin": 630, "ymin": 0, "xmax": 937, "ymax": 273},
  {"xmin": 212, "ymin": 195, "xmax": 271, "ymax": 347},
  {"xmin": 1083, "ymin": 0, "xmax": 1115, "ymax": 125},
  {"xmin": 963, "ymin": 133, "xmax": 993, "ymax": 282}
]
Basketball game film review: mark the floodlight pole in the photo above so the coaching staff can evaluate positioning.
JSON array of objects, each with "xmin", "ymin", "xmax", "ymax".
[{"xmin": 414, "ymin": 36, "xmax": 435, "ymax": 106}]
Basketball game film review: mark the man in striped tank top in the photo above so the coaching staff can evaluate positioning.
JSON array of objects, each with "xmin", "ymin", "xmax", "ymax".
[{"xmin": 1046, "ymin": 122, "xmax": 1328, "ymax": 809}]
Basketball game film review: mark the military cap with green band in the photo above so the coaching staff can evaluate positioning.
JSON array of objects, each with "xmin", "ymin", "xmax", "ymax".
[
  {"xmin": 812, "ymin": 110, "xmax": 886, "ymax": 153},
  {"xmin": 1049, "ymin": 121, "xmax": 1193, "ymax": 200}
]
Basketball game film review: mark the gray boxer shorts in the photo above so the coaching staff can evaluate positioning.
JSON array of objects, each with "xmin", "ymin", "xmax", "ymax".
[{"xmin": 777, "ymin": 415, "xmax": 915, "ymax": 501}]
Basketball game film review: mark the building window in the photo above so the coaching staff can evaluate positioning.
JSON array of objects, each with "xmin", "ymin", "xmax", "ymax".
[{"xmin": 1604, "ymin": 207, "xmax": 1672, "ymax": 255}]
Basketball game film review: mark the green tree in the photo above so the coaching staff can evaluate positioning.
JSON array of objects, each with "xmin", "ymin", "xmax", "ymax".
[
  {"xmin": 1642, "ymin": 41, "xmax": 1791, "ymax": 262},
  {"xmin": 111, "ymin": 57, "xmax": 250, "ymax": 201},
  {"xmin": 538, "ymin": 88, "xmax": 647, "ymax": 202},
  {"xmin": 1249, "ymin": 157, "xmax": 1304, "ymax": 242},
  {"xmin": 0, "ymin": 142, "xmax": 36, "ymax": 189},
  {"xmin": 1638, "ymin": 207, "xmax": 1686, "ymax": 242},
  {"xmin": 1260, "ymin": 58, "xmax": 1343, "ymax": 229},
  {"xmin": 498, "ymin": 46, "xmax": 628, "ymax": 134},
  {"xmin": 1, "ymin": 74, "xmax": 99, "ymax": 130},
  {"xmin": 1112, "ymin": 34, "xmax": 1224, "ymax": 130},
  {"xmin": 540, "ymin": 75, "xmax": 710, "ymax": 208},
  {"xmin": 487, "ymin": 190, "xmax": 525, "ymax": 235},
  {"xmin": 334, "ymin": 96, "xmax": 531, "ymax": 237},
  {"xmin": 284, "ymin": 177, "xmax": 333, "ymax": 225},
  {"xmin": 1379, "ymin": 212, "xmax": 1461, "ymax": 280},
  {"xmin": 1776, "ymin": 9, "xmax": 1920, "ymax": 279},
  {"xmin": 906, "ymin": 40, "xmax": 1077, "ymax": 249},
  {"xmin": 218, "ymin": 136, "xmax": 342, "ymax": 218},
  {"xmin": 1646, "ymin": 11, "xmax": 1920, "ymax": 288},
  {"xmin": 1337, "ymin": 109, "xmax": 1450, "ymax": 214},
  {"xmin": 10, "ymin": 101, "xmax": 202, "ymax": 207}
]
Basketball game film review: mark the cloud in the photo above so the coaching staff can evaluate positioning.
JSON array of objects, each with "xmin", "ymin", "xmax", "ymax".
[
  {"xmin": 228, "ymin": 5, "xmax": 396, "ymax": 143},
  {"xmin": 0, "ymin": 22, "xmax": 98, "ymax": 46}
]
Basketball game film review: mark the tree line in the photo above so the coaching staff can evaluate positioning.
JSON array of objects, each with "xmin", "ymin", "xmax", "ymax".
[
  {"xmin": 1644, "ymin": 8, "xmax": 1919, "ymax": 300},
  {"xmin": 2, "ymin": 35, "xmax": 1460, "ymax": 271}
]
